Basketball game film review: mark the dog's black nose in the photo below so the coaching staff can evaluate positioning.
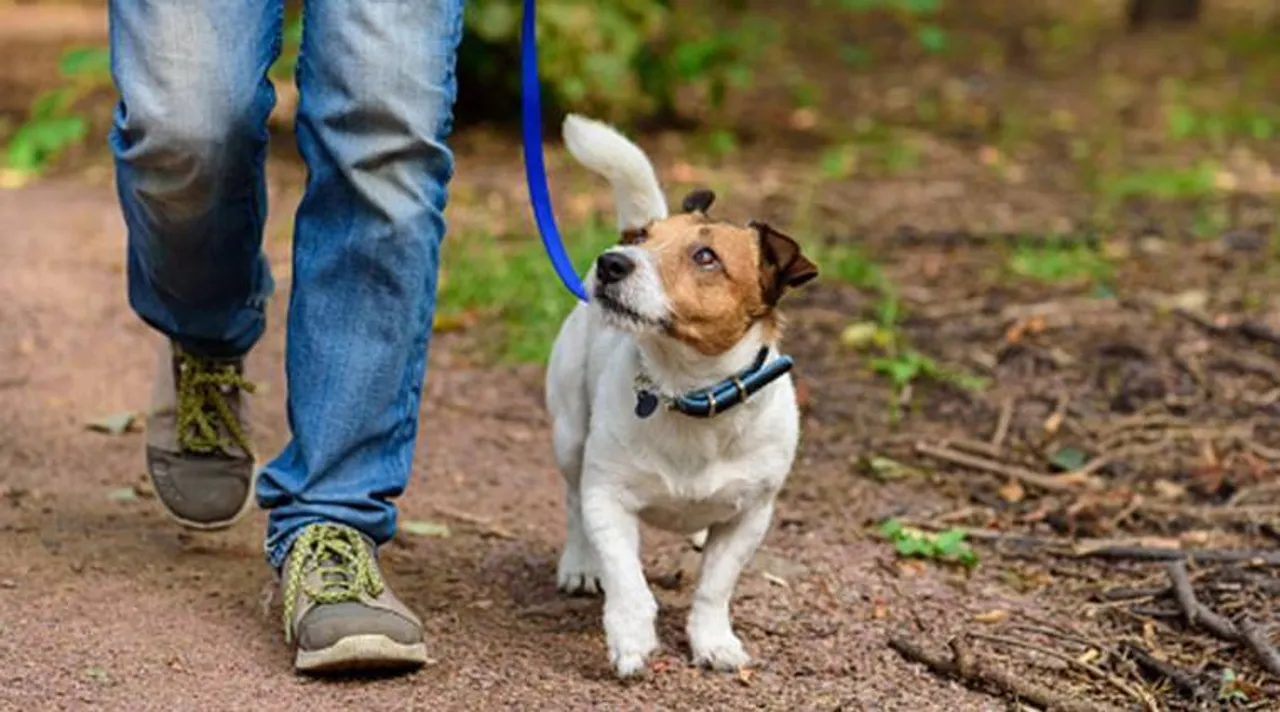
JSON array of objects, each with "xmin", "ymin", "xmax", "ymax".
[{"xmin": 596, "ymin": 252, "xmax": 635, "ymax": 284}]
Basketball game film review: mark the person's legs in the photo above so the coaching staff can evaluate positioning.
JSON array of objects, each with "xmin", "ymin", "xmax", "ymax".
[
  {"xmin": 254, "ymin": 0, "xmax": 465, "ymax": 672},
  {"xmin": 109, "ymin": 0, "xmax": 282, "ymax": 528}
]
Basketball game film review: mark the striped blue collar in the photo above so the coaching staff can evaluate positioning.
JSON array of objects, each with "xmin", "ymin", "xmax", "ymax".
[{"xmin": 633, "ymin": 347, "xmax": 795, "ymax": 419}]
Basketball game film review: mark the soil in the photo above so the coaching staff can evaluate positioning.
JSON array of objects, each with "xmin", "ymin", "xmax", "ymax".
[{"xmin": 2, "ymin": 3, "xmax": 1279, "ymax": 711}]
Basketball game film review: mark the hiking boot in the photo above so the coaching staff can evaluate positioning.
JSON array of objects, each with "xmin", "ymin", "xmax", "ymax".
[
  {"xmin": 282, "ymin": 522, "xmax": 428, "ymax": 674},
  {"xmin": 145, "ymin": 341, "xmax": 257, "ymax": 530}
]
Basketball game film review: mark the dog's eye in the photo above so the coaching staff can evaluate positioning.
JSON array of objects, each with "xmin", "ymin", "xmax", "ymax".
[
  {"xmin": 692, "ymin": 246, "xmax": 720, "ymax": 269},
  {"xmin": 621, "ymin": 227, "xmax": 647, "ymax": 245}
]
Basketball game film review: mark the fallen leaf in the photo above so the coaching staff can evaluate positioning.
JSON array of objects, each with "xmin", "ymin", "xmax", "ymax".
[
  {"xmin": 1043, "ymin": 409, "xmax": 1065, "ymax": 436},
  {"xmin": 1077, "ymin": 649, "xmax": 1101, "ymax": 665},
  {"xmin": 998, "ymin": 479, "xmax": 1025, "ymax": 503},
  {"xmin": 0, "ymin": 579, "xmax": 16, "ymax": 589},
  {"xmin": 1151, "ymin": 479, "xmax": 1186, "ymax": 500},
  {"xmin": 85, "ymin": 666, "xmax": 111, "ymax": 685},
  {"xmin": 651, "ymin": 659, "xmax": 671, "ymax": 674},
  {"xmin": 86, "ymin": 411, "xmax": 137, "ymax": 436},
  {"xmin": 862, "ymin": 455, "xmax": 923, "ymax": 481},
  {"xmin": 972, "ymin": 609, "xmax": 1009, "ymax": 624},
  {"xmin": 736, "ymin": 667, "xmax": 754, "ymax": 686},
  {"xmin": 400, "ymin": 519, "xmax": 451, "ymax": 538},
  {"xmin": 0, "ymin": 169, "xmax": 35, "ymax": 190},
  {"xmin": 1048, "ymin": 446, "xmax": 1089, "ymax": 472},
  {"xmin": 839, "ymin": 321, "xmax": 882, "ymax": 350},
  {"xmin": 761, "ymin": 572, "xmax": 790, "ymax": 588},
  {"xmin": 107, "ymin": 487, "xmax": 138, "ymax": 502},
  {"xmin": 789, "ymin": 108, "xmax": 818, "ymax": 130},
  {"xmin": 1179, "ymin": 530, "xmax": 1212, "ymax": 547}
]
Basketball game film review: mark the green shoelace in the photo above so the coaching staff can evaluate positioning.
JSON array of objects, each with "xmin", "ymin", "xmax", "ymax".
[
  {"xmin": 282, "ymin": 524, "xmax": 386, "ymax": 644},
  {"xmin": 175, "ymin": 349, "xmax": 256, "ymax": 457}
]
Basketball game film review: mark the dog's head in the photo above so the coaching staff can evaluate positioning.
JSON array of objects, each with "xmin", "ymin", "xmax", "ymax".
[{"xmin": 587, "ymin": 189, "xmax": 818, "ymax": 356}]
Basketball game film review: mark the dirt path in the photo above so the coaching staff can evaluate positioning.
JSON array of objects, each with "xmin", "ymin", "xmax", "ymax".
[{"xmin": 0, "ymin": 174, "xmax": 1050, "ymax": 711}]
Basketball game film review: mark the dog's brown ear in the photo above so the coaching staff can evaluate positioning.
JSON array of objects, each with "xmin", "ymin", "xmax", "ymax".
[
  {"xmin": 681, "ymin": 188, "xmax": 715, "ymax": 214},
  {"xmin": 751, "ymin": 221, "xmax": 819, "ymax": 305},
  {"xmin": 620, "ymin": 226, "xmax": 648, "ymax": 245}
]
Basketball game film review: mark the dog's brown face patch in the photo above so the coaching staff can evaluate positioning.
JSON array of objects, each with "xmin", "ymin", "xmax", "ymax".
[{"xmin": 627, "ymin": 212, "xmax": 817, "ymax": 355}]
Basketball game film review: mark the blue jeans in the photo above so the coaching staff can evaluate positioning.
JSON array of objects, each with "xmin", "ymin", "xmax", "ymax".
[{"xmin": 108, "ymin": 0, "xmax": 465, "ymax": 568}]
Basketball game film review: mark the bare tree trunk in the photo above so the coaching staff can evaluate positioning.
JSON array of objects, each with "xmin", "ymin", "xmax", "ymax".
[{"xmin": 1127, "ymin": 0, "xmax": 1202, "ymax": 31}]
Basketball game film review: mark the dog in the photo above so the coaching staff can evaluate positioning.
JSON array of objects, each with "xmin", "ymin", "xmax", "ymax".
[{"xmin": 544, "ymin": 114, "xmax": 818, "ymax": 678}]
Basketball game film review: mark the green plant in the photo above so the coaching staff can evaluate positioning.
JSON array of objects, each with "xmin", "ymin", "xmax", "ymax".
[
  {"xmin": 878, "ymin": 518, "xmax": 978, "ymax": 568},
  {"xmin": 435, "ymin": 218, "xmax": 617, "ymax": 363},
  {"xmin": 818, "ymin": 0, "xmax": 949, "ymax": 57},
  {"xmin": 4, "ymin": 46, "xmax": 113, "ymax": 177},
  {"xmin": 1007, "ymin": 242, "xmax": 1112, "ymax": 286},
  {"xmin": 1098, "ymin": 161, "xmax": 1219, "ymax": 202},
  {"xmin": 870, "ymin": 348, "xmax": 986, "ymax": 421},
  {"xmin": 460, "ymin": 0, "xmax": 772, "ymax": 125}
]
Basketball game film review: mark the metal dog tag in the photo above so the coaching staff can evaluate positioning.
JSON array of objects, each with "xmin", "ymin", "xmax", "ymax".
[{"xmin": 635, "ymin": 390, "xmax": 660, "ymax": 419}]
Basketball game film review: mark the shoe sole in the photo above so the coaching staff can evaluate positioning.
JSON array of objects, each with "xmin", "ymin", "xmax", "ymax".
[
  {"xmin": 148, "ymin": 462, "xmax": 258, "ymax": 532},
  {"xmin": 295, "ymin": 634, "xmax": 428, "ymax": 674}
]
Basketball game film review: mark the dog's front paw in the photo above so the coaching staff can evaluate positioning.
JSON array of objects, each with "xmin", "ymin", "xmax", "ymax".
[
  {"xmin": 689, "ymin": 621, "xmax": 750, "ymax": 671},
  {"xmin": 608, "ymin": 627, "xmax": 659, "ymax": 678},
  {"xmin": 605, "ymin": 599, "xmax": 658, "ymax": 678},
  {"xmin": 556, "ymin": 544, "xmax": 602, "ymax": 596}
]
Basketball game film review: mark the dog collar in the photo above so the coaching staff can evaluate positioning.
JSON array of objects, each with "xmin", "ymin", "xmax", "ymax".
[{"xmin": 633, "ymin": 347, "xmax": 795, "ymax": 419}]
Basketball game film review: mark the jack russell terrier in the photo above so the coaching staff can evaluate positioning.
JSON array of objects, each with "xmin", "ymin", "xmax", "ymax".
[{"xmin": 545, "ymin": 114, "xmax": 818, "ymax": 678}]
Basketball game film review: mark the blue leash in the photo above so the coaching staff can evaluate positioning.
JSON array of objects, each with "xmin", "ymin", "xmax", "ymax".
[{"xmin": 520, "ymin": 0, "xmax": 589, "ymax": 303}]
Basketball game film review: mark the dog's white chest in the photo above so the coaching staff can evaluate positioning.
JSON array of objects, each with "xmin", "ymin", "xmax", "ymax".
[{"xmin": 626, "ymin": 442, "xmax": 780, "ymax": 534}]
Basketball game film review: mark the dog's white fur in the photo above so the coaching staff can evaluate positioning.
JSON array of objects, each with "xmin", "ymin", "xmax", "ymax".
[{"xmin": 545, "ymin": 114, "xmax": 802, "ymax": 677}]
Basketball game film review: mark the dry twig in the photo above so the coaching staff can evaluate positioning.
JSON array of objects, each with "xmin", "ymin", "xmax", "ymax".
[
  {"xmin": 968, "ymin": 632, "xmax": 1159, "ymax": 711},
  {"xmin": 1167, "ymin": 562, "xmax": 1280, "ymax": 679},
  {"xmin": 915, "ymin": 441, "xmax": 1099, "ymax": 493},
  {"xmin": 991, "ymin": 396, "xmax": 1014, "ymax": 452},
  {"xmin": 1168, "ymin": 561, "xmax": 1240, "ymax": 641},
  {"xmin": 1237, "ymin": 617, "xmax": 1280, "ymax": 679},
  {"xmin": 431, "ymin": 505, "xmax": 517, "ymax": 540},
  {"xmin": 1118, "ymin": 642, "xmax": 1208, "ymax": 701},
  {"xmin": 888, "ymin": 635, "xmax": 1105, "ymax": 712}
]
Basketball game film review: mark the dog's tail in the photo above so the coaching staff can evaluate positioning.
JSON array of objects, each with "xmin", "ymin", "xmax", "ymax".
[{"xmin": 562, "ymin": 114, "xmax": 668, "ymax": 231}]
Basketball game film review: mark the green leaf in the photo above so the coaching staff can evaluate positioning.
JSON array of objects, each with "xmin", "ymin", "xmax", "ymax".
[
  {"xmin": 107, "ymin": 487, "xmax": 138, "ymax": 502},
  {"xmin": 1049, "ymin": 446, "xmax": 1089, "ymax": 472},
  {"xmin": 915, "ymin": 25, "xmax": 948, "ymax": 54},
  {"xmin": 878, "ymin": 518, "xmax": 904, "ymax": 538},
  {"xmin": 59, "ymin": 46, "xmax": 111, "ymax": 79},
  {"xmin": 933, "ymin": 529, "xmax": 967, "ymax": 553},
  {"xmin": 819, "ymin": 145, "xmax": 855, "ymax": 180},
  {"xmin": 894, "ymin": 536, "xmax": 927, "ymax": 556},
  {"xmin": 866, "ymin": 455, "xmax": 923, "ymax": 481},
  {"xmin": 29, "ymin": 89, "xmax": 71, "ymax": 120},
  {"xmin": 86, "ymin": 411, "xmax": 137, "ymax": 436},
  {"xmin": 401, "ymin": 519, "xmax": 452, "ymax": 538}
]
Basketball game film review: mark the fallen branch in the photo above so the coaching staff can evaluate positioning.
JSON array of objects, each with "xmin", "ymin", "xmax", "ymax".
[
  {"xmin": 968, "ymin": 632, "xmax": 1159, "ymax": 712},
  {"xmin": 431, "ymin": 504, "xmax": 517, "ymax": 540},
  {"xmin": 1168, "ymin": 562, "xmax": 1280, "ymax": 680},
  {"xmin": 1237, "ymin": 617, "xmax": 1280, "ymax": 679},
  {"xmin": 991, "ymin": 396, "xmax": 1014, "ymax": 452},
  {"xmin": 898, "ymin": 520, "xmax": 1280, "ymax": 565},
  {"xmin": 1168, "ymin": 561, "xmax": 1242, "ymax": 641},
  {"xmin": 915, "ymin": 441, "xmax": 1099, "ymax": 493},
  {"xmin": 888, "ymin": 635, "xmax": 1104, "ymax": 712},
  {"xmin": 1072, "ymin": 544, "xmax": 1280, "ymax": 566},
  {"xmin": 1118, "ymin": 642, "xmax": 1209, "ymax": 701},
  {"xmin": 1238, "ymin": 321, "xmax": 1280, "ymax": 350}
]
